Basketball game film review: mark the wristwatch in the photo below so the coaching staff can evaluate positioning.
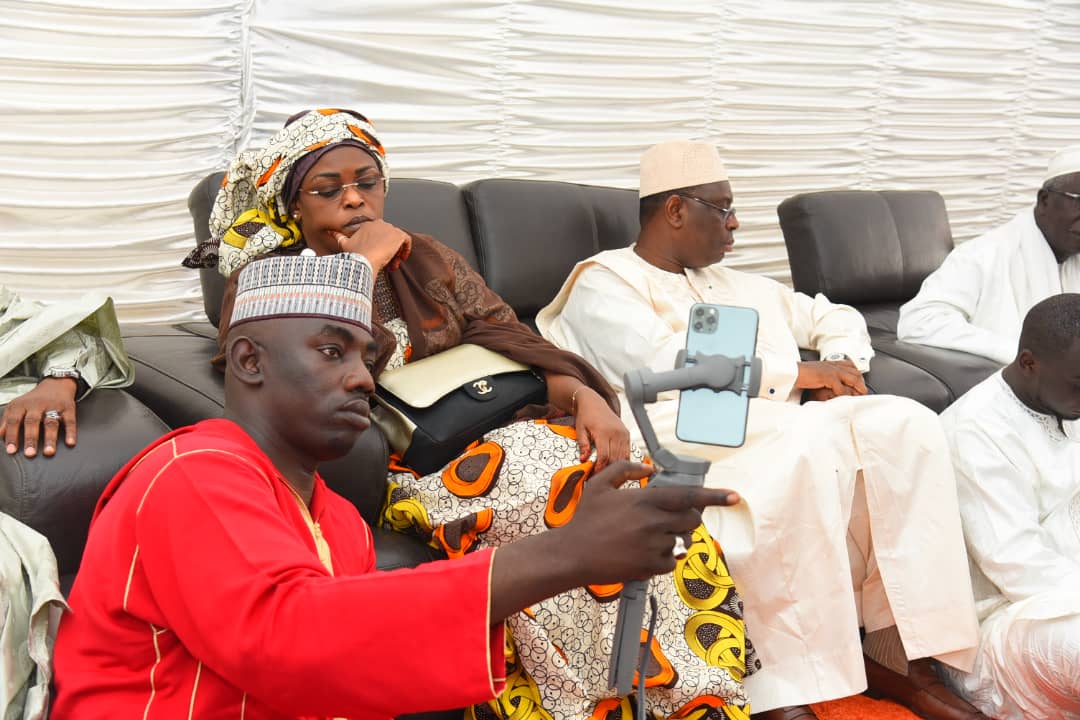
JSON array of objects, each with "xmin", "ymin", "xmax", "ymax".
[
  {"xmin": 823, "ymin": 352, "xmax": 850, "ymax": 363},
  {"xmin": 43, "ymin": 367, "xmax": 81, "ymax": 381}
]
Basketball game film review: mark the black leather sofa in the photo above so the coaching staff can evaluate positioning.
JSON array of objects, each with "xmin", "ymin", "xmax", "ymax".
[
  {"xmin": 0, "ymin": 177, "xmax": 1002, "ymax": 719},
  {"xmin": 778, "ymin": 189, "xmax": 1002, "ymax": 412}
]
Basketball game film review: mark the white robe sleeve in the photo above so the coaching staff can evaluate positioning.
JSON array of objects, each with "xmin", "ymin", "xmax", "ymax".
[
  {"xmin": 550, "ymin": 265, "xmax": 686, "ymax": 394},
  {"xmin": 0, "ymin": 286, "xmax": 134, "ymax": 404},
  {"xmin": 897, "ymin": 249, "xmax": 1016, "ymax": 365},
  {"xmin": 778, "ymin": 287, "xmax": 874, "ymax": 373},
  {"xmin": 951, "ymin": 423, "xmax": 1080, "ymax": 603}
]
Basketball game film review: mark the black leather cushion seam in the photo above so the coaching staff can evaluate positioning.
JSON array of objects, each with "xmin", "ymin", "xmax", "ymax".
[
  {"xmin": 11, "ymin": 456, "xmax": 28, "ymax": 524},
  {"xmin": 124, "ymin": 356, "xmax": 226, "ymax": 408},
  {"xmin": 884, "ymin": 205, "xmax": 904, "ymax": 301},
  {"xmin": 889, "ymin": 208, "xmax": 907, "ymax": 302},
  {"xmin": 462, "ymin": 186, "xmax": 491, "ymax": 279}
]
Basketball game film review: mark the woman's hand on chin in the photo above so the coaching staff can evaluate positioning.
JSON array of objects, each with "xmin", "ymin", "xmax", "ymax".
[
  {"xmin": 331, "ymin": 220, "xmax": 412, "ymax": 272},
  {"xmin": 574, "ymin": 387, "xmax": 631, "ymax": 471}
]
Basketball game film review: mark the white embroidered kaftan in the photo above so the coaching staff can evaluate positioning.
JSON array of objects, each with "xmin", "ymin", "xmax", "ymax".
[{"xmin": 940, "ymin": 371, "xmax": 1080, "ymax": 719}]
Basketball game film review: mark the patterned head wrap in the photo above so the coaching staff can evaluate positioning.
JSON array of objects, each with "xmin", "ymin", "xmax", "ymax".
[
  {"xmin": 183, "ymin": 108, "xmax": 389, "ymax": 277},
  {"xmin": 228, "ymin": 251, "xmax": 374, "ymax": 333}
]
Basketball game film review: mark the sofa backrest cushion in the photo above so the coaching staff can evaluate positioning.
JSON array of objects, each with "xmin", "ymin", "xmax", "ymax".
[
  {"xmin": 385, "ymin": 178, "xmax": 477, "ymax": 269},
  {"xmin": 187, "ymin": 174, "xmax": 473, "ymax": 328},
  {"xmin": 777, "ymin": 189, "xmax": 954, "ymax": 307},
  {"xmin": 464, "ymin": 179, "xmax": 638, "ymax": 320}
]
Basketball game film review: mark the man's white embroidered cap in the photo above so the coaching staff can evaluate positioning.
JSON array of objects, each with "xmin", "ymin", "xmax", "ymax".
[
  {"xmin": 639, "ymin": 139, "xmax": 728, "ymax": 199},
  {"xmin": 1044, "ymin": 145, "xmax": 1080, "ymax": 186},
  {"xmin": 229, "ymin": 252, "xmax": 373, "ymax": 332}
]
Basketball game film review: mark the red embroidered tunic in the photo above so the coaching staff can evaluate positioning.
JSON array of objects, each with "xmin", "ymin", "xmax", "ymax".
[{"xmin": 53, "ymin": 419, "xmax": 504, "ymax": 719}]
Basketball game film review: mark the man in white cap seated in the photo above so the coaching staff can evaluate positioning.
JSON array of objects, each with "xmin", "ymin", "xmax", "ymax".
[
  {"xmin": 938, "ymin": 292, "xmax": 1080, "ymax": 719},
  {"xmin": 537, "ymin": 139, "xmax": 986, "ymax": 720},
  {"xmin": 51, "ymin": 250, "xmax": 740, "ymax": 719},
  {"xmin": 898, "ymin": 145, "xmax": 1080, "ymax": 364}
]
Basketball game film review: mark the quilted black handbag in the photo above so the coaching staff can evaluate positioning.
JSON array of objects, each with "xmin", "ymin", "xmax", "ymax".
[{"xmin": 371, "ymin": 344, "xmax": 547, "ymax": 475}]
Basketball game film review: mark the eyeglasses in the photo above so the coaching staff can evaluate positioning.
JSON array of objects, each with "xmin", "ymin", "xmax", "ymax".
[
  {"xmin": 675, "ymin": 193, "xmax": 737, "ymax": 221},
  {"xmin": 302, "ymin": 175, "xmax": 384, "ymax": 201},
  {"xmin": 1046, "ymin": 187, "xmax": 1080, "ymax": 208}
]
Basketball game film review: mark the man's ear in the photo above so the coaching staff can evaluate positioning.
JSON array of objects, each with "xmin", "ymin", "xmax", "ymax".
[
  {"xmin": 1035, "ymin": 187, "xmax": 1051, "ymax": 210},
  {"xmin": 1016, "ymin": 348, "xmax": 1038, "ymax": 375},
  {"xmin": 226, "ymin": 335, "xmax": 264, "ymax": 386},
  {"xmin": 664, "ymin": 194, "xmax": 687, "ymax": 229}
]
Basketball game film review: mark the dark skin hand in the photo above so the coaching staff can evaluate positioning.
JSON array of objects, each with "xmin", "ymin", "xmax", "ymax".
[
  {"xmin": 488, "ymin": 460, "xmax": 740, "ymax": 622},
  {"xmin": 544, "ymin": 373, "xmax": 631, "ymax": 470},
  {"xmin": 796, "ymin": 359, "xmax": 867, "ymax": 401},
  {"xmin": 2, "ymin": 377, "xmax": 78, "ymax": 457},
  {"xmin": 572, "ymin": 388, "xmax": 631, "ymax": 470},
  {"xmin": 330, "ymin": 223, "xmax": 411, "ymax": 272}
]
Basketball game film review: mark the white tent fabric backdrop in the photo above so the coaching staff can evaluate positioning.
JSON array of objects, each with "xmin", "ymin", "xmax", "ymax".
[{"xmin": 2, "ymin": 0, "xmax": 1079, "ymax": 323}]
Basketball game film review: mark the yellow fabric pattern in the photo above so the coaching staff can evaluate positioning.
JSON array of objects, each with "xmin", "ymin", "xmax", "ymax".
[
  {"xmin": 219, "ymin": 207, "xmax": 302, "ymax": 251},
  {"xmin": 382, "ymin": 479, "xmax": 434, "ymax": 538},
  {"xmin": 468, "ymin": 628, "xmax": 554, "ymax": 720},
  {"xmin": 675, "ymin": 527, "xmax": 747, "ymax": 682}
]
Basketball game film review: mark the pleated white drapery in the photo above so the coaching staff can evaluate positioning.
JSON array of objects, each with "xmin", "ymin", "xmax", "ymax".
[{"xmin": 2, "ymin": 0, "xmax": 1079, "ymax": 323}]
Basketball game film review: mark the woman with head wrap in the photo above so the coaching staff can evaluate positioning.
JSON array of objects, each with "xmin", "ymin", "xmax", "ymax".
[{"xmin": 184, "ymin": 108, "xmax": 756, "ymax": 720}]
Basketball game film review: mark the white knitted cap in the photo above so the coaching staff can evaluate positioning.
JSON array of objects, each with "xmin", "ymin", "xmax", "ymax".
[
  {"xmin": 1044, "ymin": 145, "xmax": 1080, "ymax": 186},
  {"xmin": 639, "ymin": 140, "xmax": 728, "ymax": 198}
]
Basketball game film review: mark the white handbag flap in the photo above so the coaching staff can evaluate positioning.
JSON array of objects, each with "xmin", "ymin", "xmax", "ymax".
[{"xmin": 377, "ymin": 343, "xmax": 533, "ymax": 408}]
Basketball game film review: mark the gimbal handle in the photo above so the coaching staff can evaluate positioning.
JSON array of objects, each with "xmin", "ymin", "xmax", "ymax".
[{"xmin": 607, "ymin": 351, "xmax": 761, "ymax": 695}]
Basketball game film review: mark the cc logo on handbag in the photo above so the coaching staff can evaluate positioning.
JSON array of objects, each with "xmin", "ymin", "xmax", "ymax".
[{"xmin": 464, "ymin": 376, "xmax": 499, "ymax": 401}]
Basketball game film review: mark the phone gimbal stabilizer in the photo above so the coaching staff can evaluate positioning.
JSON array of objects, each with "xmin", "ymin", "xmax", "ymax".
[{"xmin": 608, "ymin": 349, "xmax": 762, "ymax": 698}]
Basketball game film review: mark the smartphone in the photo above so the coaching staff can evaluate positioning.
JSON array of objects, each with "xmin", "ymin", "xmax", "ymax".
[{"xmin": 675, "ymin": 303, "xmax": 759, "ymax": 447}]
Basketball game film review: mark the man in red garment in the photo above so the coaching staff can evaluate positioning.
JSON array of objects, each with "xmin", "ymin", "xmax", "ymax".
[{"xmin": 51, "ymin": 251, "xmax": 737, "ymax": 719}]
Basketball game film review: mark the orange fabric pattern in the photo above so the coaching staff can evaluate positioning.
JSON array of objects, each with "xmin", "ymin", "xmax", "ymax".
[{"xmin": 384, "ymin": 417, "xmax": 757, "ymax": 719}]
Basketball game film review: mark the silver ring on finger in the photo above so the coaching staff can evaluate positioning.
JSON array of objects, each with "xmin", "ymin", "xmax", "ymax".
[
  {"xmin": 672, "ymin": 535, "xmax": 688, "ymax": 559},
  {"xmin": 44, "ymin": 410, "xmax": 63, "ymax": 421}
]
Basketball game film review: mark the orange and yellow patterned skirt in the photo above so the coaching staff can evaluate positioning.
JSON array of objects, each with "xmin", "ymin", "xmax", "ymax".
[{"xmin": 383, "ymin": 416, "xmax": 759, "ymax": 720}]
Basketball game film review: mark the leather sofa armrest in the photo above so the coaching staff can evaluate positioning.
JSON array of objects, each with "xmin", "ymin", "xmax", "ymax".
[
  {"xmin": 861, "ymin": 352, "xmax": 953, "ymax": 412},
  {"xmin": 0, "ymin": 389, "xmax": 171, "ymax": 589},
  {"xmin": 868, "ymin": 331, "xmax": 1002, "ymax": 406}
]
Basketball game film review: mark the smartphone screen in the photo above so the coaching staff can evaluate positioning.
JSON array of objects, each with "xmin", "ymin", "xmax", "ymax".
[{"xmin": 675, "ymin": 303, "xmax": 759, "ymax": 447}]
